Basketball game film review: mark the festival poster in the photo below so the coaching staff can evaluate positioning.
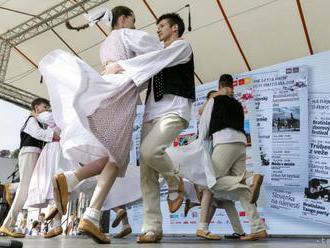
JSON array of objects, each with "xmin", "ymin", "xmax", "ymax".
[
  {"xmin": 264, "ymin": 187, "xmax": 304, "ymax": 219},
  {"xmin": 255, "ymin": 90, "xmax": 273, "ymax": 184},
  {"xmin": 233, "ymin": 77, "xmax": 262, "ymax": 171},
  {"xmin": 301, "ymin": 93, "xmax": 330, "ymax": 224},
  {"xmin": 252, "ymin": 66, "xmax": 309, "ymax": 187},
  {"xmin": 271, "ymin": 68, "xmax": 308, "ymax": 187}
]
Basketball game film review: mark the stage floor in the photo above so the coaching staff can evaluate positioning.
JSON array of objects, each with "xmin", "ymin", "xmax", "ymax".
[{"xmin": 0, "ymin": 235, "xmax": 327, "ymax": 248}]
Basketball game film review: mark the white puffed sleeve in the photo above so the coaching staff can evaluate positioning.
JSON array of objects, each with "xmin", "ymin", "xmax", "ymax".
[{"xmin": 118, "ymin": 39, "xmax": 192, "ymax": 87}]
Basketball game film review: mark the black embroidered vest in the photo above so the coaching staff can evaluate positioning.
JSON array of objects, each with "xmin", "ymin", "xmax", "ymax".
[
  {"xmin": 209, "ymin": 95, "xmax": 245, "ymax": 136},
  {"xmin": 146, "ymin": 53, "xmax": 195, "ymax": 102},
  {"xmin": 20, "ymin": 116, "xmax": 47, "ymax": 149}
]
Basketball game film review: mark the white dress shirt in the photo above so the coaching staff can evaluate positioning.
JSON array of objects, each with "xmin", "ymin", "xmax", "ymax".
[
  {"xmin": 122, "ymin": 40, "xmax": 193, "ymax": 123},
  {"xmin": 143, "ymin": 80, "xmax": 192, "ymax": 123}
]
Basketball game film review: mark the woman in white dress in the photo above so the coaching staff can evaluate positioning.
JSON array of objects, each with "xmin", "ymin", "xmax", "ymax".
[
  {"xmin": 25, "ymin": 111, "xmax": 80, "ymax": 238},
  {"xmin": 40, "ymin": 5, "xmax": 191, "ymax": 243},
  {"xmin": 26, "ymin": 111, "xmax": 64, "ymax": 209}
]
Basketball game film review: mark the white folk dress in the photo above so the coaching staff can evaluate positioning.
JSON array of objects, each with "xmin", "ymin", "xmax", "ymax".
[
  {"xmin": 39, "ymin": 30, "xmax": 192, "ymax": 208},
  {"xmin": 166, "ymin": 102, "xmax": 216, "ymax": 188},
  {"xmin": 39, "ymin": 29, "xmax": 162, "ymax": 177},
  {"xmin": 25, "ymin": 111, "xmax": 77, "ymax": 208}
]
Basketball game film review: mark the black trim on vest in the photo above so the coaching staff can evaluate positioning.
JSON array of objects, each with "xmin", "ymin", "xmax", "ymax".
[
  {"xmin": 19, "ymin": 116, "xmax": 46, "ymax": 149},
  {"xmin": 209, "ymin": 95, "xmax": 245, "ymax": 136},
  {"xmin": 146, "ymin": 53, "xmax": 195, "ymax": 103}
]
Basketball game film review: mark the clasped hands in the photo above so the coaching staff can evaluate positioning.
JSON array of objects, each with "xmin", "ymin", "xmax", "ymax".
[{"xmin": 101, "ymin": 62, "xmax": 124, "ymax": 75}]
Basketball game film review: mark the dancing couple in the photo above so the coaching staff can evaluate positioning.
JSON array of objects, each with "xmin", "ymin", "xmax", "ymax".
[{"xmin": 39, "ymin": 4, "xmax": 266, "ymax": 244}]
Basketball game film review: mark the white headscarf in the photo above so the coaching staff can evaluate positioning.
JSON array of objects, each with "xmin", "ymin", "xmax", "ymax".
[{"xmin": 84, "ymin": 7, "xmax": 113, "ymax": 27}]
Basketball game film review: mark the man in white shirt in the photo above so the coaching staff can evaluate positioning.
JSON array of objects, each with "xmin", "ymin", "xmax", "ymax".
[
  {"xmin": 135, "ymin": 13, "xmax": 195, "ymax": 243},
  {"xmin": 0, "ymin": 98, "xmax": 60, "ymax": 238},
  {"xmin": 81, "ymin": 12, "xmax": 196, "ymax": 243},
  {"xmin": 202, "ymin": 74, "xmax": 267, "ymax": 241}
]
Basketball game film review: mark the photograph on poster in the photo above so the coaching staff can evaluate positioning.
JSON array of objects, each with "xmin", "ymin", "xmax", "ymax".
[
  {"xmin": 260, "ymin": 146, "xmax": 270, "ymax": 166},
  {"xmin": 272, "ymin": 106, "xmax": 300, "ymax": 132},
  {"xmin": 283, "ymin": 80, "xmax": 307, "ymax": 91},
  {"xmin": 305, "ymin": 178, "xmax": 330, "ymax": 202}
]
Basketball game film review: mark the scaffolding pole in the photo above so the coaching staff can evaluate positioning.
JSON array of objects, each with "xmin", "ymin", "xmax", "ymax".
[
  {"xmin": 2, "ymin": 0, "xmax": 110, "ymax": 46},
  {"xmin": 0, "ymin": 40, "xmax": 11, "ymax": 84},
  {"xmin": 0, "ymin": 82, "xmax": 40, "ymax": 109},
  {"xmin": 0, "ymin": 0, "xmax": 110, "ymax": 107}
]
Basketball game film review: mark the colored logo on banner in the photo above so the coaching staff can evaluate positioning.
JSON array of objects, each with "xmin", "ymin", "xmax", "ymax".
[{"xmin": 233, "ymin": 77, "xmax": 252, "ymax": 87}]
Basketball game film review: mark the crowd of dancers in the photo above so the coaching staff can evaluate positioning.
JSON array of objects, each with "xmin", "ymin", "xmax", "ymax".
[{"xmin": 0, "ymin": 5, "xmax": 267, "ymax": 244}]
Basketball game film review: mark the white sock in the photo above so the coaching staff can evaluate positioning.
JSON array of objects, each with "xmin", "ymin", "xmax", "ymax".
[
  {"xmin": 64, "ymin": 171, "xmax": 79, "ymax": 192},
  {"xmin": 83, "ymin": 207, "xmax": 101, "ymax": 228},
  {"xmin": 145, "ymin": 230, "xmax": 156, "ymax": 236},
  {"xmin": 198, "ymin": 222, "xmax": 209, "ymax": 231},
  {"xmin": 168, "ymin": 192, "xmax": 179, "ymax": 201}
]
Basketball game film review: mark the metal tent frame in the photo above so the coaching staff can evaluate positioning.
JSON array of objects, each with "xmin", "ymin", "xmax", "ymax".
[{"xmin": 0, "ymin": 0, "xmax": 110, "ymax": 109}]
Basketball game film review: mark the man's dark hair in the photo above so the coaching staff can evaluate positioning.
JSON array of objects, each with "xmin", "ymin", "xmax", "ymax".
[
  {"xmin": 218, "ymin": 74, "xmax": 233, "ymax": 88},
  {"xmin": 157, "ymin": 13, "xmax": 185, "ymax": 37},
  {"xmin": 206, "ymin": 90, "xmax": 217, "ymax": 99},
  {"xmin": 31, "ymin": 97, "xmax": 50, "ymax": 111}
]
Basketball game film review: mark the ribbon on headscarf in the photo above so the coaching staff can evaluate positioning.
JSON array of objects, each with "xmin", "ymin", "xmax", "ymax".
[{"xmin": 84, "ymin": 7, "xmax": 113, "ymax": 27}]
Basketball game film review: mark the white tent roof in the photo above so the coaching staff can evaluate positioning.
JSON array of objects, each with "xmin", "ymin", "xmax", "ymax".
[{"xmin": 1, "ymin": 0, "xmax": 330, "ymax": 100}]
